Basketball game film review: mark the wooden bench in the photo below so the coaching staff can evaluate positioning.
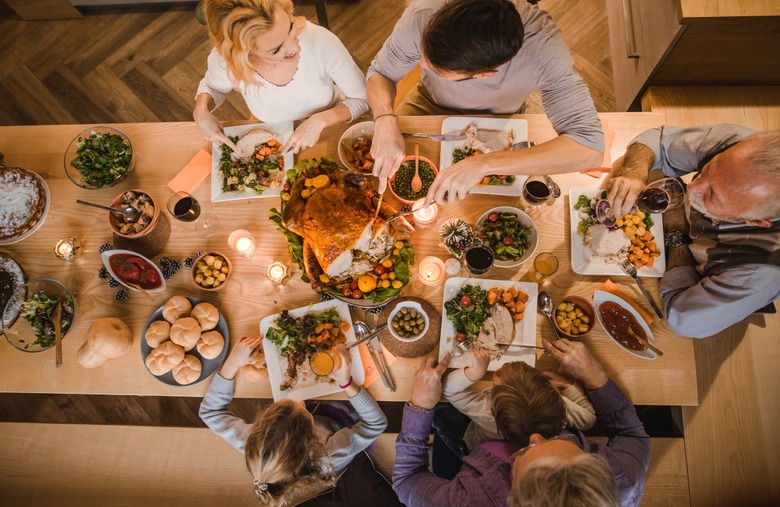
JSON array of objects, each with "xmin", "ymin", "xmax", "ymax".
[{"xmin": 1, "ymin": 423, "xmax": 687, "ymax": 506}]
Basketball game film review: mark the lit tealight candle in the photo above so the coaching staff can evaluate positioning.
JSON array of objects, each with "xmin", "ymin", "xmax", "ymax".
[
  {"xmin": 267, "ymin": 261, "xmax": 288, "ymax": 285},
  {"xmin": 411, "ymin": 199, "xmax": 438, "ymax": 229},
  {"xmin": 418, "ymin": 256, "xmax": 446, "ymax": 286},
  {"xmin": 228, "ymin": 229, "xmax": 256, "ymax": 258},
  {"xmin": 54, "ymin": 238, "xmax": 82, "ymax": 262}
]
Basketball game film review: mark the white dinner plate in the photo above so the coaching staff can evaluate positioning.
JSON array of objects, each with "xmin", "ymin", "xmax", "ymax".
[
  {"xmin": 569, "ymin": 189, "xmax": 665, "ymax": 277},
  {"xmin": 211, "ymin": 122, "xmax": 294, "ymax": 202},
  {"xmin": 439, "ymin": 277, "xmax": 538, "ymax": 370},
  {"xmin": 439, "ymin": 117, "xmax": 528, "ymax": 196},
  {"xmin": 140, "ymin": 297, "xmax": 230, "ymax": 385},
  {"xmin": 260, "ymin": 299, "xmax": 364, "ymax": 401},
  {"xmin": 476, "ymin": 206, "xmax": 538, "ymax": 268},
  {"xmin": 593, "ymin": 290, "xmax": 657, "ymax": 360}
]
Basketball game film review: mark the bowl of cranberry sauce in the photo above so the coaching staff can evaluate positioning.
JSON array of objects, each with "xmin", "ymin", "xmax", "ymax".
[{"xmin": 101, "ymin": 249, "xmax": 165, "ymax": 293}]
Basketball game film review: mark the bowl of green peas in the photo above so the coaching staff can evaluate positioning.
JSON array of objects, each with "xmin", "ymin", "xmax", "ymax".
[{"xmin": 389, "ymin": 155, "xmax": 438, "ymax": 204}]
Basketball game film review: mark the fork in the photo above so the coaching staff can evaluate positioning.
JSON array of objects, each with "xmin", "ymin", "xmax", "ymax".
[
  {"xmin": 385, "ymin": 200, "xmax": 439, "ymax": 225},
  {"xmin": 618, "ymin": 258, "xmax": 664, "ymax": 319}
]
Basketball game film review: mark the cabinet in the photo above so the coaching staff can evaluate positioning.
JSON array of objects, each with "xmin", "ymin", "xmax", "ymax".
[{"xmin": 607, "ymin": 0, "xmax": 780, "ymax": 111}]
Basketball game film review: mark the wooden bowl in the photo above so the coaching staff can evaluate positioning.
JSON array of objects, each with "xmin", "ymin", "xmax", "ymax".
[
  {"xmin": 191, "ymin": 251, "xmax": 232, "ymax": 291},
  {"xmin": 553, "ymin": 295, "xmax": 595, "ymax": 339}
]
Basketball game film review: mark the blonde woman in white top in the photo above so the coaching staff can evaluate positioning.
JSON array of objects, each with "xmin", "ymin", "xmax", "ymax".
[{"xmin": 194, "ymin": 0, "xmax": 369, "ymax": 154}]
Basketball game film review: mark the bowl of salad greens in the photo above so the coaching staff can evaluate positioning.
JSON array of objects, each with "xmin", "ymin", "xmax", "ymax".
[
  {"xmin": 1, "ymin": 278, "xmax": 75, "ymax": 353},
  {"xmin": 476, "ymin": 206, "xmax": 537, "ymax": 268},
  {"xmin": 64, "ymin": 126, "xmax": 134, "ymax": 189}
]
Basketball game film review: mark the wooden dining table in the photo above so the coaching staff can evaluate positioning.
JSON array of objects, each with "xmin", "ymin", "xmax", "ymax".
[{"xmin": 0, "ymin": 113, "xmax": 697, "ymax": 407}]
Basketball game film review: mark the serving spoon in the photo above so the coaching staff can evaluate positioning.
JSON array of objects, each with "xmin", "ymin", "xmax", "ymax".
[
  {"xmin": 76, "ymin": 199, "xmax": 141, "ymax": 223},
  {"xmin": 626, "ymin": 326, "xmax": 664, "ymax": 356},
  {"xmin": 411, "ymin": 143, "xmax": 423, "ymax": 193},
  {"xmin": 537, "ymin": 291, "xmax": 563, "ymax": 340}
]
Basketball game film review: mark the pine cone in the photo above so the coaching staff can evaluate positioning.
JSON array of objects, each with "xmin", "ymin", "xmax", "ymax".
[
  {"xmin": 108, "ymin": 277, "xmax": 120, "ymax": 288},
  {"xmin": 115, "ymin": 289, "xmax": 129, "ymax": 302},
  {"xmin": 99, "ymin": 244, "xmax": 114, "ymax": 253},
  {"xmin": 98, "ymin": 267, "xmax": 109, "ymax": 279}
]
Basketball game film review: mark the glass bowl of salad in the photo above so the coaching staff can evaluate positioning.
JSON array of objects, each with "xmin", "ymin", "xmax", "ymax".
[
  {"xmin": 1, "ymin": 278, "xmax": 75, "ymax": 352},
  {"xmin": 64, "ymin": 126, "xmax": 134, "ymax": 189}
]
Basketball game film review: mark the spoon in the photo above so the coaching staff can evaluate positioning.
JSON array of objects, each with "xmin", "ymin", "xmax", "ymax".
[
  {"xmin": 411, "ymin": 143, "xmax": 423, "ymax": 193},
  {"xmin": 76, "ymin": 199, "xmax": 141, "ymax": 223},
  {"xmin": 537, "ymin": 291, "xmax": 563, "ymax": 340},
  {"xmin": 626, "ymin": 326, "xmax": 664, "ymax": 356},
  {"xmin": 126, "ymin": 281, "xmax": 156, "ymax": 302}
]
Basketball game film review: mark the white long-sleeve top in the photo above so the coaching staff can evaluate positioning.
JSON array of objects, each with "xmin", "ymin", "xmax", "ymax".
[{"xmin": 197, "ymin": 21, "xmax": 369, "ymax": 123}]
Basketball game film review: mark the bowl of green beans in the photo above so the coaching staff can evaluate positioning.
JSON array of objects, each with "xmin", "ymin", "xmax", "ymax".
[{"xmin": 389, "ymin": 155, "xmax": 438, "ymax": 204}]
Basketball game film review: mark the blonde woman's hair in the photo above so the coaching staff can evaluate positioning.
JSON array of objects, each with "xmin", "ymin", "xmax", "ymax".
[
  {"xmin": 245, "ymin": 400, "xmax": 336, "ymax": 506},
  {"xmin": 491, "ymin": 361, "xmax": 566, "ymax": 445},
  {"xmin": 204, "ymin": 0, "xmax": 294, "ymax": 86},
  {"xmin": 510, "ymin": 452, "xmax": 620, "ymax": 507}
]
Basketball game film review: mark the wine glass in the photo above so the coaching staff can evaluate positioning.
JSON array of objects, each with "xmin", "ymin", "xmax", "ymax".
[
  {"xmin": 518, "ymin": 175, "xmax": 561, "ymax": 213},
  {"xmin": 637, "ymin": 178, "xmax": 685, "ymax": 214},
  {"xmin": 167, "ymin": 191, "xmax": 219, "ymax": 237}
]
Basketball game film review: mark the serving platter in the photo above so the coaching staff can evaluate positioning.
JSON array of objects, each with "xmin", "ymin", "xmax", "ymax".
[
  {"xmin": 439, "ymin": 277, "xmax": 538, "ymax": 370},
  {"xmin": 140, "ymin": 297, "xmax": 230, "ymax": 386},
  {"xmin": 211, "ymin": 122, "xmax": 294, "ymax": 202},
  {"xmin": 593, "ymin": 290, "xmax": 657, "ymax": 360},
  {"xmin": 439, "ymin": 117, "xmax": 528, "ymax": 196},
  {"xmin": 569, "ymin": 189, "xmax": 665, "ymax": 277},
  {"xmin": 260, "ymin": 299, "xmax": 364, "ymax": 401}
]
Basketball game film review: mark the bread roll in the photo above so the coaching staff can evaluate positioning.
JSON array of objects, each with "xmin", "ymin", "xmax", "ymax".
[
  {"xmin": 145, "ymin": 320, "xmax": 171, "ymax": 348},
  {"xmin": 240, "ymin": 348, "xmax": 267, "ymax": 382},
  {"xmin": 191, "ymin": 302, "xmax": 219, "ymax": 331},
  {"xmin": 196, "ymin": 330, "xmax": 224, "ymax": 360},
  {"xmin": 163, "ymin": 295, "xmax": 192, "ymax": 323},
  {"xmin": 77, "ymin": 317, "xmax": 133, "ymax": 368},
  {"xmin": 170, "ymin": 317, "xmax": 201, "ymax": 351},
  {"xmin": 172, "ymin": 355, "xmax": 202, "ymax": 385},
  {"xmin": 145, "ymin": 341, "xmax": 185, "ymax": 376}
]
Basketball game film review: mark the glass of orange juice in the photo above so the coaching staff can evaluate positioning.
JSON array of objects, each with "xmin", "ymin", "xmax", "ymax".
[
  {"xmin": 309, "ymin": 349, "xmax": 341, "ymax": 376},
  {"xmin": 528, "ymin": 252, "xmax": 559, "ymax": 283}
]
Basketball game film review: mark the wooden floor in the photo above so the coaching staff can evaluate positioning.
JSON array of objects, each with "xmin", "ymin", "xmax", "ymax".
[{"xmin": 0, "ymin": 0, "xmax": 614, "ymax": 127}]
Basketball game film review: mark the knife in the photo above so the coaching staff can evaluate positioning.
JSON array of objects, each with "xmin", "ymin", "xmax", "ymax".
[
  {"xmin": 402, "ymin": 133, "xmax": 467, "ymax": 142},
  {"xmin": 347, "ymin": 323, "xmax": 388, "ymax": 350},
  {"xmin": 369, "ymin": 336, "xmax": 396, "ymax": 391}
]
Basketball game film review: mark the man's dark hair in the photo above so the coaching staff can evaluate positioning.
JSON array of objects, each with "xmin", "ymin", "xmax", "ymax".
[{"xmin": 421, "ymin": 0, "xmax": 524, "ymax": 75}]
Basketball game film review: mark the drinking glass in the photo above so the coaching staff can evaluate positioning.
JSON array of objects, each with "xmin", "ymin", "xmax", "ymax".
[
  {"xmin": 309, "ymin": 349, "xmax": 341, "ymax": 376},
  {"xmin": 464, "ymin": 244, "xmax": 494, "ymax": 276},
  {"xmin": 519, "ymin": 175, "xmax": 561, "ymax": 213},
  {"xmin": 527, "ymin": 252, "xmax": 559, "ymax": 283},
  {"xmin": 167, "ymin": 191, "xmax": 219, "ymax": 237},
  {"xmin": 637, "ymin": 178, "xmax": 685, "ymax": 214}
]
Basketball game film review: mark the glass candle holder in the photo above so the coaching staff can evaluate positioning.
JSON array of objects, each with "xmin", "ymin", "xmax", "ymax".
[
  {"xmin": 228, "ymin": 229, "xmax": 256, "ymax": 258},
  {"xmin": 54, "ymin": 238, "xmax": 82, "ymax": 261},
  {"xmin": 418, "ymin": 256, "xmax": 446, "ymax": 286},
  {"xmin": 267, "ymin": 261, "xmax": 288, "ymax": 285},
  {"xmin": 412, "ymin": 199, "xmax": 438, "ymax": 229}
]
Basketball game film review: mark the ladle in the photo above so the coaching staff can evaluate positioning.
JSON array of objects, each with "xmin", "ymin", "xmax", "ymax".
[
  {"xmin": 537, "ymin": 291, "xmax": 563, "ymax": 340},
  {"xmin": 76, "ymin": 199, "xmax": 141, "ymax": 223}
]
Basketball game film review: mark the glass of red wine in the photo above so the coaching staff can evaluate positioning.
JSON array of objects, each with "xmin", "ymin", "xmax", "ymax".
[
  {"xmin": 637, "ymin": 178, "xmax": 685, "ymax": 214},
  {"xmin": 464, "ymin": 243, "xmax": 495, "ymax": 276},
  {"xmin": 166, "ymin": 191, "xmax": 219, "ymax": 237},
  {"xmin": 519, "ymin": 175, "xmax": 560, "ymax": 213}
]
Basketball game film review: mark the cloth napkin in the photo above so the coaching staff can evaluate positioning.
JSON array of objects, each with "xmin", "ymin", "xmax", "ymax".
[
  {"xmin": 167, "ymin": 149, "xmax": 212, "ymax": 194},
  {"xmin": 358, "ymin": 342, "xmax": 397, "ymax": 388},
  {"xmin": 596, "ymin": 279, "xmax": 654, "ymax": 325},
  {"xmin": 579, "ymin": 118, "xmax": 616, "ymax": 178}
]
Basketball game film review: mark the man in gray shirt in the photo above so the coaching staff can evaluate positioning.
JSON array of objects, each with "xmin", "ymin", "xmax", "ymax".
[{"xmin": 366, "ymin": 0, "xmax": 604, "ymax": 199}]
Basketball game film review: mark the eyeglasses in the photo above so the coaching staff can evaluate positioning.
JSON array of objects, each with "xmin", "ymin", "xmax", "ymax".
[{"xmin": 510, "ymin": 433, "xmax": 581, "ymax": 462}]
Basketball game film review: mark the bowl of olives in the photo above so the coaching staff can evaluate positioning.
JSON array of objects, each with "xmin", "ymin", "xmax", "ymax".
[
  {"xmin": 388, "ymin": 301, "xmax": 428, "ymax": 342},
  {"xmin": 553, "ymin": 296, "xmax": 594, "ymax": 339}
]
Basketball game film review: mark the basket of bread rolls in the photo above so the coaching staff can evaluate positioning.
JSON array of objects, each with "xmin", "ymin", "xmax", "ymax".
[{"xmin": 141, "ymin": 295, "xmax": 229, "ymax": 385}]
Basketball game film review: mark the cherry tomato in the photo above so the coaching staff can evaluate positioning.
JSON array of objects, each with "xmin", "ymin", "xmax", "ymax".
[
  {"xmin": 283, "ymin": 182, "xmax": 292, "ymax": 192},
  {"xmin": 487, "ymin": 212, "xmax": 499, "ymax": 223},
  {"xmin": 373, "ymin": 265, "xmax": 386, "ymax": 276},
  {"xmin": 499, "ymin": 175, "xmax": 507, "ymax": 180},
  {"xmin": 349, "ymin": 280, "xmax": 359, "ymax": 290},
  {"xmin": 342, "ymin": 286, "xmax": 352, "ymax": 297},
  {"xmin": 502, "ymin": 236, "xmax": 514, "ymax": 245},
  {"xmin": 455, "ymin": 332, "xmax": 467, "ymax": 343},
  {"xmin": 352, "ymin": 289, "xmax": 363, "ymax": 299},
  {"xmin": 460, "ymin": 295, "xmax": 473, "ymax": 307}
]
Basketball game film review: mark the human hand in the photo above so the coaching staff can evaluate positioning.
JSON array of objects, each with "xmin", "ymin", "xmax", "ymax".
[
  {"xmin": 409, "ymin": 353, "xmax": 452, "ymax": 410},
  {"xmin": 465, "ymin": 348, "xmax": 490, "ymax": 382},
  {"xmin": 370, "ymin": 119, "xmax": 405, "ymax": 194},
  {"xmin": 542, "ymin": 339, "xmax": 609, "ymax": 390},
  {"xmin": 283, "ymin": 115, "xmax": 326, "ymax": 154},
  {"xmin": 193, "ymin": 107, "xmax": 239, "ymax": 153},
  {"xmin": 542, "ymin": 369, "xmax": 574, "ymax": 390},
  {"xmin": 327, "ymin": 345, "xmax": 353, "ymax": 387},
  {"xmin": 425, "ymin": 157, "xmax": 485, "ymax": 206},
  {"xmin": 606, "ymin": 173, "xmax": 645, "ymax": 217},
  {"xmin": 220, "ymin": 336, "xmax": 263, "ymax": 380}
]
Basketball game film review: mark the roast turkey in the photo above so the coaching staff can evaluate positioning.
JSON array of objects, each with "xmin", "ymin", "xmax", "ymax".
[{"xmin": 473, "ymin": 304, "xmax": 516, "ymax": 360}]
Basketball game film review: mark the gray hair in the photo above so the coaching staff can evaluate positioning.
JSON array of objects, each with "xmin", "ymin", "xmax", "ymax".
[
  {"xmin": 510, "ymin": 452, "xmax": 620, "ymax": 507},
  {"xmin": 743, "ymin": 129, "xmax": 780, "ymax": 219}
]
